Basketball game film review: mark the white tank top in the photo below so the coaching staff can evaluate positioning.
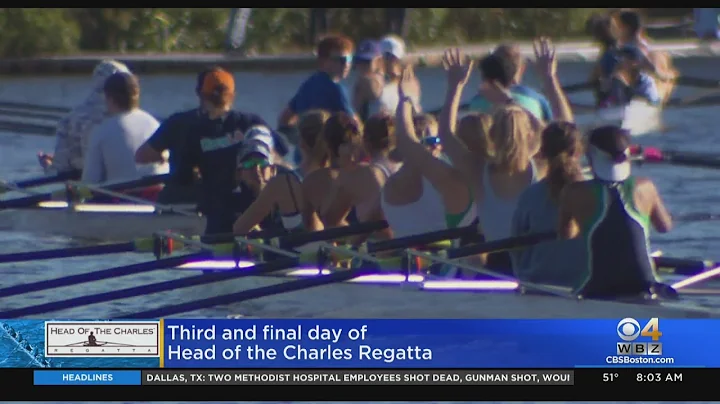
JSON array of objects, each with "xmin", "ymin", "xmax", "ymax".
[
  {"xmin": 368, "ymin": 82, "xmax": 420, "ymax": 116},
  {"xmin": 477, "ymin": 161, "xmax": 539, "ymax": 241},
  {"xmin": 381, "ymin": 177, "xmax": 446, "ymax": 239},
  {"xmin": 355, "ymin": 157, "xmax": 401, "ymax": 221}
]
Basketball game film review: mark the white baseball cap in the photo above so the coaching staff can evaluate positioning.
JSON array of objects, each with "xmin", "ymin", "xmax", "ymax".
[{"xmin": 380, "ymin": 36, "xmax": 406, "ymax": 59}]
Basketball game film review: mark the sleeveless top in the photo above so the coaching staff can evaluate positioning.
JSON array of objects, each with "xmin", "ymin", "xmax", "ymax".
[
  {"xmin": 368, "ymin": 82, "xmax": 420, "ymax": 116},
  {"xmin": 477, "ymin": 161, "xmax": 539, "ymax": 241},
  {"xmin": 277, "ymin": 169, "xmax": 303, "ymax": 231},
  {"xmin": 355, "ymin": 157, "xmax": 401, "ymax": 222},
  {"xmin": 575, "ymin": 177, "xmax": 659, "ymax": 298},
  {"xmin": 381, "ymin": 177, "xmax": 446, "ymax": 239}
]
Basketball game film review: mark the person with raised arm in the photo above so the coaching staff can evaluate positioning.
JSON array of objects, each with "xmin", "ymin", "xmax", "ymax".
[
  {"xmin": 381, "ymin": 67, "xmax": 475, "ymax": 240},
  {"xmin": 368, "ymin": 35, "xmax": 421, "ymax": 116},
  {"xmin": 438, "ymin": 48, "xmax": 544, "ymax": 273},
  {"xmin": 559, "ymin": 125, "xmax": 674, "ymax": 298}
]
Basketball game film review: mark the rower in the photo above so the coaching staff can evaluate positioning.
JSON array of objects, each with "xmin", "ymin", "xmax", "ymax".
[
  {"xmin": 295, "ymin": 110, "xmax": 332, "ymax": 229},
  {"xmin": 439, "ymin": 48, "xmax": 544, "ymax": 273},
  {"xmin": 588, "ymin": 16, "xmax": 621, "ymax": 107},
  {"xmin": 468, "ymin": 52, "xmax": 545, "ymax": 122},
  {"xmin": 232, "ymin": 119, "xmax": 324, "ymax": 235},
  {"xmin": 81, "ymin": 72, "xmax": 166, "ymax": 191},
  {"xmin": 384, "ymin": 70, "xmax": 476, "ymax": 239},
  {"xmin": 352, "ymin": 40, "xmax": 384, "ymax": 123},
  {"xmin": 493, "ymin": 44, "xmax": 553, "ymax": 121},
  {"xmin": 603, "ymin": 46, "xmax": 662, "ymax": 108},
  {"xmin": 39, "ymin": 60, "xmax": 130, "ymax": 176},
  {"xmin": 612, "ymin": 10, "xmax": 677, "ymax": 103},
  {"xmin": 312, "ymin": 112, "xmax": 364, "ymax": 226},
  {"xmin": 322, "ymin": 114, "xmax": 400, "ymax": 240},
  {"xmin": 511, "ymin": 122, "xmax": 587, "ymax": 288},
  {"xmin": 368, "ymin": 35, "xmax": 422, "ymax": 116},
  {"xmin": 277, "ymin": 34, "xmax": 358, "ymax": 140},
  {"xmin": 559, "ymin": 125, "xmax": 673, "ymax": 298}
]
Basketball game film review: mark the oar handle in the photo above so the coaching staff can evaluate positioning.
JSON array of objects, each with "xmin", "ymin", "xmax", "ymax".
[
  {"xmin": 445, "ymin": 231, "xmax": 557, "ymax": 260},
  {"xmin": 367, "ymin": 224, "xmax": 477, "ymax": 253},
  {"xmin": 633, "ymin": 145, "xmax": 720, "ymax": 168}
]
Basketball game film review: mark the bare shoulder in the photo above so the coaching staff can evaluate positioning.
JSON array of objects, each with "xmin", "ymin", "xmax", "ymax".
[{"xmin": 633, "ymin": 176, "xmax": 659, "ymax": 192}]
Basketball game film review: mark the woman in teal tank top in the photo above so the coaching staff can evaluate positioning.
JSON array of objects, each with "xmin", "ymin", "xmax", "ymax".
[{"xmin": 558, "ymin": 126, "xmax": 674, "ymax": 298}]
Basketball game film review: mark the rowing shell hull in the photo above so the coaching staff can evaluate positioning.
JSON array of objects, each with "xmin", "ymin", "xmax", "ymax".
[
  {"xmin": 12, "ymin": 264, "xmax": 716, "ymax": 320},
  {"xmin": 0, "ymin": 207, "xmax": 205, "ymax": 241}
]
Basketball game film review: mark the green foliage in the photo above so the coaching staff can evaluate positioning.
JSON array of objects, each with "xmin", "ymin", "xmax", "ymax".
[
  {"xmin": 0, "ymin": 8, "xmax": 693, "ymax": 57},
  {"xmin": 0, "ymin": 9, "xmax": 80, "ymax": 57}
]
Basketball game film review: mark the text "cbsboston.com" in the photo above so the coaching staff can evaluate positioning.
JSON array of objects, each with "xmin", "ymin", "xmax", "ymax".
[{"xmin": 606, "ymin": 356, "xmax": 675, "ymax": 365}]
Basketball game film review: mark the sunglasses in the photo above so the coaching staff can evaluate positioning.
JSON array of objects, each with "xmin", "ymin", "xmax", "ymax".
[
  {"xmin": 422, "ymin": 136, "xmax": 440, "ymax": 147},
  {"xmin": 237, "ymin": 157, "xmax": 270, "ymax": 170},
  {"xmin": 332, "ymin": 55, "xmax": 354, "ymax": 65}
]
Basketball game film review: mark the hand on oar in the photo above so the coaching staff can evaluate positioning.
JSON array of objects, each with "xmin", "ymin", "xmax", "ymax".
[
  {"xmin": 630, "ymin": 145, "xmax": 720, "ymax": 169},
  {"xmin": 37, "ymin": 152, "xmax": 53, "ymax": 170}
]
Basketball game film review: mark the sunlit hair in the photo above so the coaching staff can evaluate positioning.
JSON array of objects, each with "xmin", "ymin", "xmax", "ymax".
[
  {"xmin": 316, "ymin": 34, "xmax": 355, "ymax": 59},
  {"xmin": 322, "ymin": 112, "xmax": 363, "ymax": 159},
  {"xmin": 489, "ymin": 106, "xmax": 536, "ymax": 173},
  {"xmin": 540, "ymin": 122, "xmax": 584, "ymax": 200},
  {"xmin": 299, "ymin": 110, "xmax": 331, "ymax": 166},
  {"xmin": 363, "ymin": 114, "xmax": 396, "ymax": 154},
  {"xmin": 457, "ymin": 112, "xmax": 493, "ymax": 158},
  {"xmin": 413, "ymin": 113, "xmax": 438, "ymax": 140}
]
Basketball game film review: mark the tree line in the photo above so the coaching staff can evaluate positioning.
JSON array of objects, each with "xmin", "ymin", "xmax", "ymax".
[{"xmin": 0, "ymin": 8, "xmax": 692, "ymax": 57}]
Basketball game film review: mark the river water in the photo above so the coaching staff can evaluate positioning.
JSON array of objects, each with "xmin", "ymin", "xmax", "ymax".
[{"xmin": 0, "ymin": 58, "xmax": 719, "ymax": 381}]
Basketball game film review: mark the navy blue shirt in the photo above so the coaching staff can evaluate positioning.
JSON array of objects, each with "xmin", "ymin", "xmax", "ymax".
[
  {"xmin": 186, "ymin": 111, "xmax": 269, "ymax": 234},
  {"xmin": 147, "ymin": 108, "xmax": 202, "ymax": 187},
  {"xmin": 511, "ymin": 85, "xmax": 553, "ymax": 122},
  {"xmin": 289, "ymin": 71, "xmax": 355, "ymax": 116}
]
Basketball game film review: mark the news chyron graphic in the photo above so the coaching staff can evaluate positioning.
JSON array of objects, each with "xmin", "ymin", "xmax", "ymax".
[
  {"xmin": 45, "ymin": 321, "xmax": 160, "ymax": 358},
  {"xmin": 607, "ymin": 318, "xmax": 673, "ymax": 365}
]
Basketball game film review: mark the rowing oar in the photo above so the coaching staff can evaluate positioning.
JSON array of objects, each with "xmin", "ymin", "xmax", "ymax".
[
  {"xmin": 0, "ymin": 173, "xmax": 169, "ymax": 210},
  {"xmin": 116, "ymin": 231, "xmax": 554, "ymax": 319},
  {"xmin": 0, "ymin": 241, "xmax": 157, "ymax": 265},
  {"xmin": 0, "ymin": 252, "xmax": 211, "ymax": 302},
  {"xmin": 1, "ymin": 170, "xmax": 81, "ymax": 193},
  {"xmin": 0, "ymin": 100, "xmax": 71, "ymax": 114},
  {"xmin": 0, "ymin": 222, "xmax": 384, "ymax": 315},
  {"xmin": 0, "ymin": 108, "xmax": 63, "ymax": 121},
  {"xmin": 631, "ymin": 146, "xmax": 720, "ymax": 169}
]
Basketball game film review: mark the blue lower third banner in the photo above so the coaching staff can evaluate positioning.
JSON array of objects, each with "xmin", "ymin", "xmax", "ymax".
[
  {"xmin": 160, "ymin": 318, "xmax": 720, "ymax": 368},
  {"xmin": 34, "ymin": 370, "xmax": 141, "ymax": 385}
]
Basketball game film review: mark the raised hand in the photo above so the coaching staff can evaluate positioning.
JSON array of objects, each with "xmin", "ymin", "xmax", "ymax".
[
  {"xmin": 398, "ymin": 64, "xmax": 415, "ymax": 104},
  {"xmin": 442, "ymin": 48, "xmax": 474, "ymax": 87},
  {"xmin": 533, "ymin": 37, "xmax": 557, "ymax": 79}
]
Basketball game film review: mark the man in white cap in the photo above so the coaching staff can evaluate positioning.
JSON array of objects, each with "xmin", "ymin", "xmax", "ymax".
[
  {"xmin": 557, "ymin": 125, "xmax": 673, "ymax": 299},
  {"xmin": 369, "ymin": 35, "xmax": 421, "ymax": 116}
]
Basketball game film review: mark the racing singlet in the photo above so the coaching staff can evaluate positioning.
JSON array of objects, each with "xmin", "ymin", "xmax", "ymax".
[{"xmin": 575, "ymin": 177, "xmax": 660, "ymax": 298}]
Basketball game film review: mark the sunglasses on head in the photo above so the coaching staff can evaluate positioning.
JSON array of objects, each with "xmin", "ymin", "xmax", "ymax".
[
  {"xmin": 422, "ymin": 136, "xmax": 440, "ymax": 147},
  {"xmin": 332, "ymin": 55, "xmax": 353, "ymax": 65},
  {"xmin": 237, "ymin": 157, "xmax": 270, "ymax": 170}
]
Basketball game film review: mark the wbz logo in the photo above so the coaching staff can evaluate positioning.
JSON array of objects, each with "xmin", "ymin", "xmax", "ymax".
[{"xmin": 616, "ymin": 317, "xmax": 663, "ymax": 356}]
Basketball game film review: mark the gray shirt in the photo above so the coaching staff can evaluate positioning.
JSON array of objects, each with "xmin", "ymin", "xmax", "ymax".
[
  {"xmin": 82, "ymin": 109, "xmax": 167, "ymax": 184},
  {"xmin": 510, "ymin": 180, "xmax": 586, "ymax": 288}
]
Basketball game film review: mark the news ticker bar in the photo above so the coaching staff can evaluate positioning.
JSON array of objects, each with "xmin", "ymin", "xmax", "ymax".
[
  {"xmin": 35, "ymin": 369, "xmax": 573, "ymax": 386},
  {"xmin": 11, "ymin": 368, "xmax": 715, "ymax": 401}
]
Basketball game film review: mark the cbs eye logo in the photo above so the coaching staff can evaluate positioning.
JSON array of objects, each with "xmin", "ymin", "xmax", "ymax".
[{"xmin": 617, "ymin": 317, "xmax": 662, "ymax": 341}]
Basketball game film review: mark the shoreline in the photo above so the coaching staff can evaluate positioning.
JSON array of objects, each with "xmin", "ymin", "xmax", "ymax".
[{"xmin": 1, "ymin": 40, "xmax": 718, "ymax": 76}]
